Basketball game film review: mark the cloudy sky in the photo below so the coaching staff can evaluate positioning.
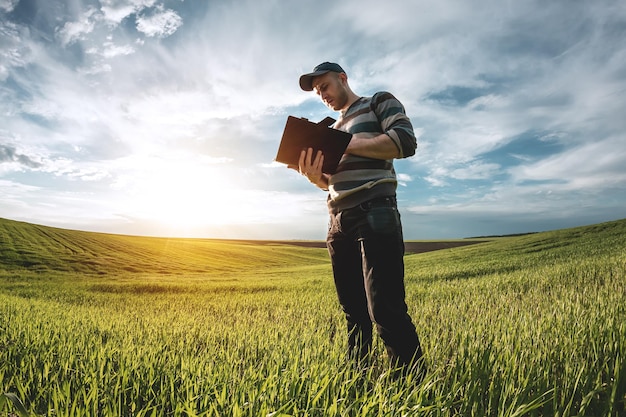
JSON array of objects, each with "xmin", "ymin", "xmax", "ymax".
[{"xmin": 1, "ymin": 0, "xmax": 625, "ymax": 240}]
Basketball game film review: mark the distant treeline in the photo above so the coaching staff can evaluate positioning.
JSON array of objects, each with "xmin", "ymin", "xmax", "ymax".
[{"xmin": 465, "ymin": 232, "xmax": 538, "ymax": 239}]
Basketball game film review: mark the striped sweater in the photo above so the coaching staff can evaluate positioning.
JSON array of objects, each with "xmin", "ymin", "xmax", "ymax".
[{"xmin": 328, "ymin": 91, "xmax": 417, "ymax": 213}]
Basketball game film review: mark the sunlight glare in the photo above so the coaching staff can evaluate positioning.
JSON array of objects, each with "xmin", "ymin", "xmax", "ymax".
[{"xmin": 128, "ymin": 160, "xmax": 244, "ymax": 230}]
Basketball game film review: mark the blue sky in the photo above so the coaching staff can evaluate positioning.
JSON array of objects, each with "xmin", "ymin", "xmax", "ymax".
[{"xmin": 1, "ymin": 0, "xmax": 625, "ymax": 240}]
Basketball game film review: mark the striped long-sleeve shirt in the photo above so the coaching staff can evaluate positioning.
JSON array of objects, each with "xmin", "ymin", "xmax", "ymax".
[{"xmin": 328, "ymin": 91, "xmax": 417, "ymax": 214}]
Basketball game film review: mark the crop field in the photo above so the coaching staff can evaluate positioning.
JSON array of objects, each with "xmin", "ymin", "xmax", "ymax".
[{"xmin": 1, "ymin": 217, "xmax": 625, "ymax": 416}]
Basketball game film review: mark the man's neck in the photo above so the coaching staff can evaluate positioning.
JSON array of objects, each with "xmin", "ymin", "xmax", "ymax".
[{"xmin": 340, "ymin": 92, "xmax": 361, "ymax": 113}]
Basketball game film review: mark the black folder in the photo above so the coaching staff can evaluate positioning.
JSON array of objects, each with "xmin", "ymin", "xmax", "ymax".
[{"xmin": 275, "ymin": 116, "xmax": 352, "ymax": 174}]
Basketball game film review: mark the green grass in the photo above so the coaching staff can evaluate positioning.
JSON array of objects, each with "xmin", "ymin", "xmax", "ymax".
[
  {"xmin": 1, "ymin": 217, "xmax": 625, "ymax": 416},
  {"xmin": 0, "ymin": 218, "xmax": 329, "ymax": 276}
]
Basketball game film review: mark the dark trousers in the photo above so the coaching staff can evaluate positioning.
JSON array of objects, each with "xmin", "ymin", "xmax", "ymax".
[{"xmin": 327, "ymin": 196, "xmax": 423, "ymax": 368}]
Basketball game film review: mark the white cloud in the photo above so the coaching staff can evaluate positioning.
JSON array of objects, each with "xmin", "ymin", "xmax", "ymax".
[
  {"xmin": 396, "ymin": 173, "xmax": 412, "ymax": 186},
  {"xmin": 0, "ymin": 0, "xmax": 18, "ymax": 13},
  {"xmin": 510, "ymin": 135, "xmax": 626, "ymax": 189},
  {"xmin": 100, "ymin": 0, "xmax": 157, "ymax": 25},
  {"xmin": 79, "ymin": 63, "xmax": 112, "ymax": 75},
  {"xmin": 102, "ymin": 42, "xmax": 136, "ymax": 58},
  {"xmin": 449, "ymin": 162, "xmax": 501, "ymax": 181},
  {"xmin": 56, "ymin": 8, "xmax": 99, "ymax": 46},
  {"xmin": 136, "ymin": 7, "xmax": 182, "ymax": 38},
  {"xmin": 0, "ymin": 21, "xmax": 28, "ymax": 81}
]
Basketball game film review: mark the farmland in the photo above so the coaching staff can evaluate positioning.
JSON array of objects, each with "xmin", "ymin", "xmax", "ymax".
[{"xmin": 1, "ymin": 217, "xmax": 625, "ymax": 416}]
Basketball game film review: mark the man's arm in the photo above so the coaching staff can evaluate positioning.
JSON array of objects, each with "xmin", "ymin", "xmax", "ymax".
[
  {"xmin": 368, "ymin": 92, "xmax": 418, "ymax": 159},
  {"xmin": 345, "ymin": 133, "xmax": 400, "ymax": 160}
]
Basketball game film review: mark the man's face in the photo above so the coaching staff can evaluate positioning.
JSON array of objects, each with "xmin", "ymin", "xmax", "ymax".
[{"xmin": 312, "ymin": 72, "xmax": 348, "ymax": 111}]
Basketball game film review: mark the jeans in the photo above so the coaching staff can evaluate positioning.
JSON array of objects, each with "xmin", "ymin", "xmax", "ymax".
[{"xmin": 327, "ymin": 196, "xmax": 423, "ymax": 368}]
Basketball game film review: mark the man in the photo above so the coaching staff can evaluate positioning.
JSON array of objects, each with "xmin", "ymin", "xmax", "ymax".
[{"xmin": 294, "ymin": 62, "xmax": 425, "ymax": 376}]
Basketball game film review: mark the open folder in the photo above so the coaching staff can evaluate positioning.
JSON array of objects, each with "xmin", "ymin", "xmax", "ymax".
[{"xmin": 275, "ymin": 116, "xmax": 352, "ymax": 174}]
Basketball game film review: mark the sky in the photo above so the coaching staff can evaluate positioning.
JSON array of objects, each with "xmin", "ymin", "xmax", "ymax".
[{"xmin": 1, "ymin": 0, "xmax": 625, "ymax": 240}]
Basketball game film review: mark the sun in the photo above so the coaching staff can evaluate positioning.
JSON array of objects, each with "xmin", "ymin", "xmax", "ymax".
[
  {"xmin": 147, "ymin": 179, "xmax": 213, "ymax": 229},
  {"xmin": 126, "ymin": 159, "xmax": 241, "ymax": 231},
  {"xmin": 119, "ymin": 153, "xmax": 297, "ymax": 237}
]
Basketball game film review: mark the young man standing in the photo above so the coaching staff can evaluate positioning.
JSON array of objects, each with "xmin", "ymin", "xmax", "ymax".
[{"xmin": 295, "ymin": 62, "xmax": 425, "ymax": 376}]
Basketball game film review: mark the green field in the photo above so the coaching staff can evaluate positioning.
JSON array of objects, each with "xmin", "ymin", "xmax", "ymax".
[{"xmin": 1, "ymin": 217, "xmax": 625, "ymax": 416}]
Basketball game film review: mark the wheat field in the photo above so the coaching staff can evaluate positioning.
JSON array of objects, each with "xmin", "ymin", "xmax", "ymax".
[{"xmin": 1, "ymin": 218, "xmax": 625, "ymax": 416}]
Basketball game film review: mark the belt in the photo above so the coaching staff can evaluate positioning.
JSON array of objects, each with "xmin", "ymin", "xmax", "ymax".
[{"xmin": 358, "ymin": 196, "xmax": 397, "ymax": 210}]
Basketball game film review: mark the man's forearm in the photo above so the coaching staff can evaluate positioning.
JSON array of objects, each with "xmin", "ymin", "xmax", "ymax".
[{"xmin": 345, "ymin": 133, "xmax": 400, "ymax": 160}]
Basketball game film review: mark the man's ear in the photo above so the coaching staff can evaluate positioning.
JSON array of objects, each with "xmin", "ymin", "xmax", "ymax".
[{"xmin": 338, "ymin": 72, "xmax": 348, "ymax": 85}]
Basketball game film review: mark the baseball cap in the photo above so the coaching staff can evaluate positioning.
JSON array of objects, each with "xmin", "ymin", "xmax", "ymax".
[{"xmin": 299, "ymin": 62, "xmax": 346, "ymax": 91}]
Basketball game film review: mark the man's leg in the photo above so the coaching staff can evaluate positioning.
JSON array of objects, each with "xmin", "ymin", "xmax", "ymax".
[
  {"xmin": 327, "ymin": 212, "xmax": 373, "ymax": 362},
  {"xmin": 358, "ymin": 204, "xmax": 424, "ymax": 370}
]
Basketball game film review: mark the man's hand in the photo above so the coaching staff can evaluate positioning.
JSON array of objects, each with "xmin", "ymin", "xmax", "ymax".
[{"xmin": 288, "ymin": 147, "xmax": 329, "ymax": 190}]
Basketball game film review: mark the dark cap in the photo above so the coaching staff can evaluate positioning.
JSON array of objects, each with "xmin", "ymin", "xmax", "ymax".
[{"xmin": 299, "ymin": 62, "xmax": 346, "ymax": 91}]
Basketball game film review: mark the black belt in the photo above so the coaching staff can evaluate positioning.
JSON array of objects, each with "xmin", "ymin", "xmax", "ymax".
[{"xmin": 358, "ymin": 196, "xmax": 396, "ymax": 210}]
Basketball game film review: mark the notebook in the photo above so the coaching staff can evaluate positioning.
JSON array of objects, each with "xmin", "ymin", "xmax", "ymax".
[{"xmin": 274, "ymin": 116, "xmax": 352, "ymax": 174}]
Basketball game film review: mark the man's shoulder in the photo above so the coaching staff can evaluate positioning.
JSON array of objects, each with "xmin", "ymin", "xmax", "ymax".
[
  {"xmin": 371, "ymin": 91, "xmax": 400, "ymax": 104},
  {"xmin": 367, "ymin": 92, "xmax": 405, "ymax": 116}
]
